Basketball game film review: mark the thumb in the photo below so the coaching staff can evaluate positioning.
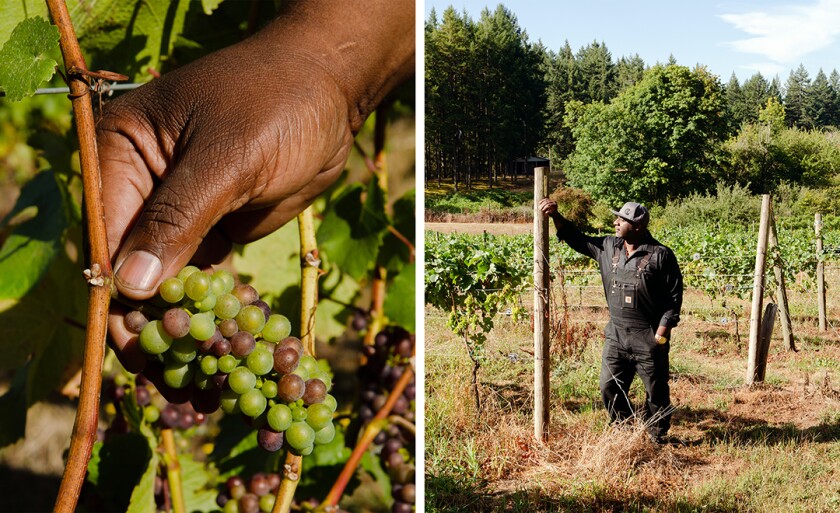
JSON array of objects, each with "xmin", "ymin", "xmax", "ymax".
[{"xmin": 114, "ymin": 159, "xmax": 248, "ymax": 300}]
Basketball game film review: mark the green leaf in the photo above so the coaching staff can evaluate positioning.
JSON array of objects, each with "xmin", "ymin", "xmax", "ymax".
[
  {"xmin": 180, "ymin": 453, "xmax": 221, "ymax": 512},
  {"xmin": 377, "ymin": 189, "xmax": 415, "ymax": 273},
  {"xmin": 126, "ymin": 451, "xmax": 159, "ymax": 513},
  {"xmin": 87, "ymin": 441, "xmax": 103, "ymax": 486},
  {"xmin": 0, "ymin": 171, "xmax": 68, "ymax": 299},
  {"xmin": 318, "ymin": 177, "xmax": 389, "ymax": 280},
  {"xmin": 77, "ymin": 0, "xmax": 192, "ymax": 81},
  {"xmin": 210, "ymin": 415, "xmax": 264, "ymax": 479},
  {"xmin": 94, "ymin": 433, "xmax": 154, "ymax": 512},
  {"xmin": 200, "ymin": 0, "xmax": 225, "ymax": 15},
  {"xmin": 0, "ymin": 367, "xmax": 28, "ymax": 447},
  {"xmin": 0, "ymin": 17, "xmax": 59, "ymax": 101},
  {"xmin": 384, "ymin": 262, "xmax": 415, "ymax": 332}
]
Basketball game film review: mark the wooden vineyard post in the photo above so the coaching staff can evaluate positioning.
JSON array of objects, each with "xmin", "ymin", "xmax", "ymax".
[
  {"xmin": 816, "ymin": 213, "xmax": 826, "ymax": 331},
  {"xmin": 533, "ymin": 166, "xmax": 550, "ymax": 441},
  {"xmin": 768, "ymin": 210, "xmax": 795, "ymax": 350},
  {"xmin": 747, "ymin": 194, "xmax": 772, "ymax": 385},
  {"xmin": 755, "ymin": 303, "xmax": 778, "ymax": 382}
]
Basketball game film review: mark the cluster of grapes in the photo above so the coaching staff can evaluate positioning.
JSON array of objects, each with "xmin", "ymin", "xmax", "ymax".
[
  {"xmin": 103, "ymin": 375, "xmax": 208, "ymax": 440},
  {"xmin": 215, "ymin": 473, "xmax": 280, "ymax": 513},
  {"xmin": 359, "ymin": 327, "xmax": 416, "ymax": 513},
  {"xmin": 125, "ymin": 266, "xmax": 337, "ymax": 454}
]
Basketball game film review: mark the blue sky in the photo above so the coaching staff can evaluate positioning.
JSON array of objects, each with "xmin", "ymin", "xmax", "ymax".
[{"xmin": 424, "ymin": 0, "xmax": 840, "ymax": 84}]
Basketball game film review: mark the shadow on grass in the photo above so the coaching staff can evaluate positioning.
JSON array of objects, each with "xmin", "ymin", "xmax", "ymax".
[
  {"xmin": 674, "ymin": 406, "xmax": 840, "ymax": 445},
  {"xmin": 426, "ymin": 472, "xmax": 745, "ymax": 513}
]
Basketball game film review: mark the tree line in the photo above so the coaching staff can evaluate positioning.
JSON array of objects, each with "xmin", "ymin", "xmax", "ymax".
[{"xmin": 425, "ymin": 5, "xmax": 840, "ymax": 206}]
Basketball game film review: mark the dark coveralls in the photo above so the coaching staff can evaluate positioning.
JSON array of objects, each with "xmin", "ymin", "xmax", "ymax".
[{"xmin": 556, "ymin": 223, "xmax": 683, "ymax": 437}]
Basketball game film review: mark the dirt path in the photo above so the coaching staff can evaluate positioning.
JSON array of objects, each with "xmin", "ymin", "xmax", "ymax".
[{"xmin": 425, "ymin": 222, "xmax": 531, "ymax": 235}]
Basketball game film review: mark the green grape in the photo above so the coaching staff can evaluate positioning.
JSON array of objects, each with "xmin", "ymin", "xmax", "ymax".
[
  {"xmin": 236, "ymin": 305, "xmax": 266, "ymax": 335},
  {"xmin": 194, "ymin": 293, "xmax": 217, "ymax": 312},
  {"xmin": 218, "ymin": 354, "xmax": 238, "ymax": 373},
  {"xmin": 220, "ymin": 389, "xmax": 240, "ymax": 414},
  {"xmin": 144, "ymin": 405, "xmax": 160, "ymax": 423},
  {"xmin": 223, "ymin": 498, "xmax": 239, "ymax": 513},
  {"xmin": 316, "ymin": 358, "xmax": 332, "ymax": 374},
  {"xmin": 313, "ymin": 422, "xmax": 336, "ymax": 445},
  {"xmin": 211, "ymin": 269, "xmax": 236, "ymax": 295},
  {"xmin": 298, "ymin": 354, "xmax": 317, "ymax": 375},
  {"xmin": 239, "ymin": 388, "xmax": 268, "ymax": 418},
  {"xmin": 246, "ymin": 348, "xmax": 274, "ymax": 376},
  {"xmin": 168, "ymin": 337, "xmax": 197, "ymax": 363},
  {"xmin": 266, "ymin": 404, "xmax": 293, "ymax": 432},
  {"xmin": 291, "ymin": 405, "xmax": 307, "ymax": 421},
  {"xmin": 323, "ymin": 394, "xmax": 337, "ymax": 412},
  {"xmin": 262, "ymin": 314, "xmax": 291, "ymax": 343},
  {"xmin": 177, "ymin": 265, "xmax": 201, "ymax": 282},
  {"xmin": 213, "ymin": 293, "xmax": 241, "ymax": 319},
  {"xmin": 163, "ymin": 361, "xmax": 194, "ymax": 389},
  {"xmin": 259, "ymin": 494, "xmax": 276, "ymax": 513},
  {"xmin": 199, "ymin": 355, "xmax": 218, "ymax": 375},
  {"xmin": 291, "ymin": 366, "xmax": 309, "ymax": 381},
  {"xmin": 194, "ymin": 370, "xmax": 212, "ymax": 390},
  {"xmin": 138, "ymin": 320, "xmax": 173, "ymax": 355},
  {"xmin": 184, "ymin": 271, "xmax": 211, "ymax": 301},
  {"xmin": 285, "ymin": 421, "xmax": 315, "ymax": 451},
  {"xmin": 189, "ymin": 312, "xmax": 216, "ymax": 341},
  {"xmin": 305, "ymin": 403, "xmax": 333, "ymax": 430},
  {"xmin": 228, "ymin": 366, "xmax": 257, "ymax": 394},
  {"xmin": 261, "ymin": 380, "xmax": 278, "ymax": 399},
  {"xmin": 159, "ymin": 277, "xmax": 185, "ymax": 303},
  {"xmin": 299, "ymin": 444, "xmax": 314, "ymax": 456}
]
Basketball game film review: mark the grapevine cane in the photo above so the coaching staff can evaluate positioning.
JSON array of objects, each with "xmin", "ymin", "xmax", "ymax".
[
  {"xmin": 161, "ymin": 429, "xmax": 187, "ymax": 513},
  {"xmin": 46, "ymin": 1, "xmax": 115, "ymax": 511},
  {"xmin": 318, "ymin": 362, "xmax": 415, "ymax": 511},
  {"xmin": 272, "ymin": 205, "xmax": 321, "ymax": 513}
]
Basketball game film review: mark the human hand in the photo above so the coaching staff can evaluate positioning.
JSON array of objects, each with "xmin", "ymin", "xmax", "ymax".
[
  {"xmin": 538, "ymin": 198, "xmax": 558, "ymax": 217},
  {"xmin": 100, "ymin": 0, "xmax": 414, "ymax": 396}
]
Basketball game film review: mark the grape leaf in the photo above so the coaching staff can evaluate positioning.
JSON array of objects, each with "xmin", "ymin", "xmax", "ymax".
[
  {"xmin": 0, "ymin": 17, "xmax": 59, "ymax": 101},
  {"xmin": 377, "ymin": 189, "xmax": 415, "ymax": 273},
  {"xmin": 209, "ymin": 414, "xmax": 264, "ymax": 479},
  {"xmin": 179, "ymin": 453, "xmax": 221, "ymax": 512},
  {"xmin": 0, "ymin": 170, "xmax": 68, "ymax": 300},
  {"xmin": 384, "ymin": 262, "xmax": 415, "ymax": 332},
  {"xmin": 126, "ymin": 451, "xmax": 159, "ymax": 513},
  {"xmin": 317, "ymin": 177, "xmax": 389, "ymax": 280},
  {"xmin": 87, "ymin": 441, "xmax": 103, "ymax": 486},
  {"xmin": 200, "ymin": 0, "xmax": 225, "ymax": 15},
  {"xmin": 93, "ymin": 433, "xmax": 153, "ymax": 512},
  {"xmin": 76, "ymin": 0, "xmax": 192, "ymax": 81}
]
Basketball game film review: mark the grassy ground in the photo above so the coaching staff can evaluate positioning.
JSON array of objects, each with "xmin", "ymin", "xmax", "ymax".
[{"xmin": 425, "ymin": 269, "xmax": 840, "ymax": 512}]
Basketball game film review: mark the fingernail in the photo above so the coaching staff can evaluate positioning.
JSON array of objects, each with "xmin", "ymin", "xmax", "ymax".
[{"xmin": 116, "ymin": 250, "xmax": 162, "ymax": 292}]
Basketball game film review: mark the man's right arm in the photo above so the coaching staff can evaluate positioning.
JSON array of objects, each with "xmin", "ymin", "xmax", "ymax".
[{"xmin": 539, "ymin": 198, "xmax": 602, "ymax": 260}]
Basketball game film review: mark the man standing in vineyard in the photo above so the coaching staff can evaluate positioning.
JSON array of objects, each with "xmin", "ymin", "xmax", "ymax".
[{"xmin": 539, "ymin": 198, "xmax": 683, "ymax": 444}]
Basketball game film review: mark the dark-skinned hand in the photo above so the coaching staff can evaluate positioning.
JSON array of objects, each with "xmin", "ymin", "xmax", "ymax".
[{"xmin": 101, "ymin": 0, "xmax": 414, "ymax": 404}]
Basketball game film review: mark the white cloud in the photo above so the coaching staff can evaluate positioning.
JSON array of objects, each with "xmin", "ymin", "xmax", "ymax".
[
  {"xmin": 719, "ymin": 0, "xmax": 840, "ymax": 63},
  {"xmin": 739, "ymin": 62, "xmax": 786, "ymax": 77}
]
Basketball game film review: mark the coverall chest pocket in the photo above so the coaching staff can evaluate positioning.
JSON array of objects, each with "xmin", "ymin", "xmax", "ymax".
[{"xmin": 618, "ymin": 282, "xmax": 637, "ymax": 309}]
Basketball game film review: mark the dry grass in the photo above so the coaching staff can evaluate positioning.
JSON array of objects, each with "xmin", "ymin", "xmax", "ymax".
[{"xmin": 425, "ymin": 264, "xmax": 840, "ymax": 513}]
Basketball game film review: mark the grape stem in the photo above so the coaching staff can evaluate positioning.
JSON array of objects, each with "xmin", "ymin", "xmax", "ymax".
[
  {"xmin": 48, "ymin": 0, "xmax": 114, "ymax": 511},
  {"xmin": 272, "ymin": 206, "xmax": 321, "ymax": 513},
  {"xmin": 161, "ymin": 429, "xmax": 187, "ymax": 513},
  {"xmin": 318, "ymin": 363, "xmax": 415, "ymax": 510},
  {"xmin": 298, "ymin": 206, "xmax": 320, "ymax": 355}
]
